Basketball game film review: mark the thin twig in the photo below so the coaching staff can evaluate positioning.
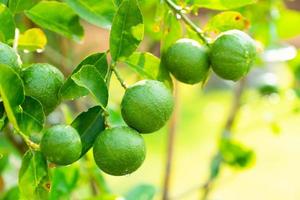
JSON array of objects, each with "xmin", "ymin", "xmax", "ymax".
[
  {"xmin": 200, "ymin": 78, "xmax": 247, "ymax": 200},
  {"xmin": 162, "ymin": 81, "xmax": 179, "ymax": 200},
  {"xmin": 164, "ymin": 0, "xmax": 210, "ymax": 46},
  {"xmin": 112, "ymin": 68, "xmax": 128, "ymax": 90}
]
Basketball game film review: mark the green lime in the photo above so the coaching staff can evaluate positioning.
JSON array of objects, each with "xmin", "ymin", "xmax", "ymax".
[
  {"xmin": 40, "ymin": 125, "xmax": 82, "ymax": 165},
  {"xmin": 22, "ymin": 63, "xmax": 64, "ymax": 114},
  {"xmin": 121, "ymin": 80, "xmax": 174, "ymax": 133},
  {"xmin": 93, "ymin": 126, "xmax": 146, "ymax": 176},
  {"xmin": 0, "ymin": 42, "xmax": 20, "ymax": 72},
  {"xmin": 164, "ymin": 38, "xmax": 210, "ymax": 84},
  {"xmin": 210, "ymin": 30, "xmax": 256, "ymax": 81}
]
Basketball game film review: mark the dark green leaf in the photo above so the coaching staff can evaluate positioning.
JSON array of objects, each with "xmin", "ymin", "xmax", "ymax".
[
  {"xmin": 71, "ymin": 106, "xmax": 105, "ymax": 155},
  {"xmin": 123, "ymin": 52, "xmax": 173, "ymax": 88},
  {"xmin": 0, "ymin": 64, "xmax": 25, "ymax": 131},
  {"xmin": 205, "ymin": 11, "xmax": 250, "ymax": 33},
  {"xmin": 19, "ymin": 150, "xmax": 50, "ymax": 200},
  {"xmin": 0, "ymin": 102, "xmax": 8, "ymax": 131},
  {"xmin": 125, "ymin": 184, "xmax": 156, "ymax": 200},
  {"xmin": 195, "ymin": 0, "xmax": 257, "ymax": 10},
  {"xmin": 60, "ymin": 52, "xmax": 108, "ymax": 100},
  {"xmin": 25, "ymin": 1, "xmax": 84, "ymax": 41},
  {"xmin": 71, "ymin": 65, "xmax": 108, "ymax": 108},
  {"xmin": 110, "ymin": 0, "xmax": 144, "ymax": 61},
  {"xmin": 8, "ymin": 0, "xmax": 39, "ymax": 14},
  {"xmin": 65, "ymin": 0, "xmax": 116, "ymax": 28},
  {"xmin": 17, "ymin": 96, "xmax": 45, "ymax": 135},
  {"xmin": 0, "ymin": 4, "xmax": 15, "ymax": 43}
]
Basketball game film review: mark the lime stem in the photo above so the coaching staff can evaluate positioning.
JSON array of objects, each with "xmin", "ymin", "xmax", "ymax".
[
  {"xmin": 164, "ymin": 0, "xmax": 210, "ymax": 46},
  {"xmin": 18, "ymin": 130, "xmax": 40, "ymax": 151},
  {"xmin": 112, "ymin": 67, "xmax": 128, "ymax": 90}
]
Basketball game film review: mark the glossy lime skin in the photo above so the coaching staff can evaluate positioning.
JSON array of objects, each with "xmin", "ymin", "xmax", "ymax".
[
  {"xmin": 165, "ymin": 38, "xmax": 210, "ymax": 84},
  {"xmin": 93, "ymin": 126, "xmax": 146, "ymax": 176},
  {"xmin": 121, "ymin": 80, "xmax": 174, "ymax": 133},
  {"xmin": 0, "ymin": 42, "xmax": 20, "ymax": 72},
  {"xmin": 40, "ymin": 125, "xmax": 82, "ymax": 165},
  {"xmin": 22, "ymin": 63, "xmax": 64, "ymax": 114},
  {"xmin": 210, "ymin": 30, "xmax": 256, "ymax": 81}
]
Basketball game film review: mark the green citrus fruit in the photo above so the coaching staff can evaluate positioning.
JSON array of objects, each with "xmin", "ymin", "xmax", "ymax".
[
  {"xmin": 0, "ymin": 42, "xmax": 20, "ymax": 72},
  {"xmin": 40, "ymin": 125, "xmax": 82, "ymax": 165},
  {"xmin": 164, "ymin": 38, "xmax": 210, "ymax": 84},
  {"xmin": 121, "ymin": 80, "xmax": 174, "ymax": 133},
  {"xmin": 22, "ymin": 63, "xmax": 64, "ymax": 114},
  {"xmin": 210, "ymin": 30, "xmax": 256, "ymax": 81},
  {"xmin": 93, "ymin": 126, "xmax": 146, "ymax": 176}
]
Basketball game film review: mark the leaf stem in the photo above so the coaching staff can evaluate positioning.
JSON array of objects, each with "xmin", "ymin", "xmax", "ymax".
[
  {"xmin": 112, "ymin": 67, "xmax": 128, "ymax": 90},
  {"xmin": 164, "ymin": 0, "xmax": 210, "ymax": 46},
  {"xmin": 18, "ymin": 130, "xmax": 40, "ymax": 151}
]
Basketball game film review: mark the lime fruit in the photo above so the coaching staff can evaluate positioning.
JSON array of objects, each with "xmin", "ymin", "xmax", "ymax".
[
  {"xmin": 210, "ymin": 30, "xmax": 256, "ymax": 81},
  {"xmin": 164, "ymin": 38, "xmax": 210, "ymax": 84},
  {"xmin": 22, "ymin": 63, "xmax": 64, "ymax": 114},
  {"xmin": 40, "ymin": 125, "xmax": 82, "ymax": 165},
  {"xmin": 121, "ymin": 80, "xmax": 174, "ymax": 133},
  {"xmin": 93, "ymin": 126, "xmax": 146, "ymax": 176},
  {"xmin": 0, "ymin": 42, "xmax": 20, "ymax": 72}
]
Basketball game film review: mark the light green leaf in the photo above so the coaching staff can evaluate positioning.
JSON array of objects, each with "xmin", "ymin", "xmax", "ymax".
[
  {"xmin": 71, "ymin": 65, "xmax": 108, "ymax": 108},
  {"xmin": 60, "ymin": 52, "xmax": 108, "ymax": 100},
  {"xmin": 195, "ymin": 0, "xmax": 257, "ymax": 10},
  {"xmin": 110, "ymin": 0, "xmax": 144, "ymax": 61},
  {"xmin": 125, "ymin": 184, "xmax": 156, "ymax": 200},
  {"xmin": 64, "ymin": 0, "xmax": 116, "ymax": 28},
  {"xmin": 19, "ymin": 150, "xmax": 50, "ymax": 200},
  {"xmin": 0, "ymin": 3, "xmax": 15, "ymax": 43},
  {"xmin": 0, "ymin": 64, "xmax": 24, "ymax": 131},
  {"xmin": 205, "ymin": 11, "xmax": 250, "ymax": 33},
  {"xmin": 123, "ymin": 52, "xmax": 173, "ymax": 88},
  {"xmin": 17, "ymin": 96, "xmax": 45, "ymax": 135},
  {"xmin": 71, "ymin": 106, "xmax": 105, "ymax": 156},
  {"xmin": 18, "ymin": 28, "xmax": 47, "ymax": 52},
  {"xmin": 25, "ymin": 1, "xmax": 84, "ymax": 41},
  {"xmin": 8, "ymin": 0, "xmax": 39, "ymax": 14}
]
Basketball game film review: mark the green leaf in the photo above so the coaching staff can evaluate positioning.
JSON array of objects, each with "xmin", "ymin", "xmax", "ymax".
[
  {"xmin": 64, "ymin": 0, "xmax": 116, "ymax": 28},
  {"xmin": 0, "ymin": 64, "xmax": 25, "ymax": 131},
  {"xmin": 220, "ymin": 139, "xmax": 255, "ymax": 169},
  {"xmin": 0, "ymin": 102, "xmax": 8, "ymax": 131},
  {"xmin": 0, "ymin": 4, "xmax": 15, "ymax": 43},
  {"xmin": 1, "ymin": 186, "xmax": 20, "ymax": 200},
  {"xmin": 17, "ymin": 96, "xmax": 45, "ymax": 135},
  {"xmin": 71, "ymin": 65, "xmax": 108, "ymax": 108},
  {"xmin": 25, "ymin": 1, "xmax": 84, "ymax": 41},
  {"xmin": 123, "ymin": 52, "xmax": 173, "ymax": 88},
  {"xmin": 49, "ymin": 166, "xmax": 79, "ymax": 200},
  {"xmin": 8, "ymin": 0, "xmax": 39, "ymax": 14},
  {"xmin": 18, "ymin": 28, "xmax": 47, "ymax": 52},
  {"xmin": 19, "ymin": 150, "xmax": 50, "ymax": 200},
  {"xmin": 110, "ymin": 0, "xmax": 144, "ymax": 61},
  {"xmin": 205, "ymin": 11, "xmax": 250, "ymax": 33},
  {"xmin": 161, "ymin": 11, "xmax": 182, "ymax": 54},
  {"xmin": 195, "ymin": 0, "xmax": 257, "ymax": 10},
  {"xmin": 60, "ymin": 52, "xmax": 108, "ymax": 100},
  {"xmin": 72, "ymin": 106, "xmax": 105, "ymax": 156},
  {"xmin": 125, "ymin": 184, "xmax": 156, "ymax": 200}
]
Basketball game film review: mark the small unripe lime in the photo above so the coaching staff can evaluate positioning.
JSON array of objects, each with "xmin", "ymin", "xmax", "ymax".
[
  {"xmin": 164, "ymin": 38, "xmax": 210, "ymax": 84},
  {"xmin": 22, "ymin": 63, "xmax": 64, "ymax": 114},
  {"xmin": 0, "ymin": 42, "xmax": 20, "ymax": 71},
  {"xmin": 93, "ymin": 126, "xmax": 146, "ymax": 176},
  {"xmin": 121, "ymin": 80, "xmax": 174, "ymax": 133},
  {"xmin": 210, "ymin": 30, "xmax": 256, "ymax": 81},
  {"xmin": 40, "ymin": 125, "xmax": 82, "ymax": 165}
]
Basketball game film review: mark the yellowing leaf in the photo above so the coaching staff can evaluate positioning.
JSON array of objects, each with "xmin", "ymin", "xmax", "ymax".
[{"xmin": 18, "ymin": 28, "xmax": 47, "ymax": 52}]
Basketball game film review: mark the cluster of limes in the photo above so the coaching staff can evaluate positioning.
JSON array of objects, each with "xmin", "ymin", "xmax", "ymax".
[
  {"xmin": 164, "ymin": 30, "xmax": 257, "ymax": 83},
  {"xmin": 0, "ymin": 29, "xmax": 256, "ymax": 176}
]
